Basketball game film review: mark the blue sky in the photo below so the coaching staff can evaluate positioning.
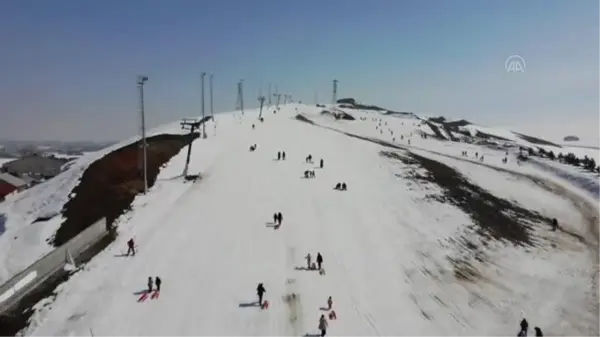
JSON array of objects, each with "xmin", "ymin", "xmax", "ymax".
[{"xmin": 0, "ymin": 0, "xmax": 598, "ymax": 142}]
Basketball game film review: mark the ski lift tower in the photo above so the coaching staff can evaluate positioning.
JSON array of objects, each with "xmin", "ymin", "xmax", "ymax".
[{"xmin": 180, "ymin": 118, "xmax": 203, "ymax": 180}]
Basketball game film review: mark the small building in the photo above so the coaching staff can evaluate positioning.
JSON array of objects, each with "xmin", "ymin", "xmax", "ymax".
[
  {"xmin": 0, "ymin": 154, "xmax": 68, "ymax": 179},
  {"xmin": 0, "ymin": 173, "xmax": 28, "ymax": 201}
]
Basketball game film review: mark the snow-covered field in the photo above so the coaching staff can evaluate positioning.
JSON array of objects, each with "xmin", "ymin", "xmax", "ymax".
[
  {"xmin": 459, "ymin": 123, "xmax": 599, "ymax": 164},
  {"xmin": 1, "ymin": 104, "xmax": 598, "ymax": 336}
]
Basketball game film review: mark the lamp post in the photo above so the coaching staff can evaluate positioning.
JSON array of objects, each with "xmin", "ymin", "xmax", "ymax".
[
  {"xmin": 137, "ymin": 75, "xmax": 149, "ymax": 194},
  {"xmin": 201, "ymin": 72, "xmax": 206, "ymax": 138},
  {"xmin": 210, "ymin": 74, "xmax": 214, "ymax": 117}
]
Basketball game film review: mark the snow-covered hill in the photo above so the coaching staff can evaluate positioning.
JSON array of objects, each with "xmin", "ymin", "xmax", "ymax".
[{"xmin": 2, "ymin": 104, "xmax": 599, "ymax": 336}]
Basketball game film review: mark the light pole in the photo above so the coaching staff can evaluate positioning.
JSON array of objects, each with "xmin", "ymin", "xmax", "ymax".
[
  {"xmin": 201, "ymin": 72, "xmax": 206, "ymax": 138},
  {"xmin": 137, "ymin": 75, "xmax": 149, "ymax": 194},
  {"xmin": 210, "ymin": 74, "xmax": 214, "ymax": 117}
]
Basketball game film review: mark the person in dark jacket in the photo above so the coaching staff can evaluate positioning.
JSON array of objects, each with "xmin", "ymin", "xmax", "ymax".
[
  {"xmin": 282, "ymin": 152, "xmax": 286, "ymax": 160},
  {"xmin": 518, "ymin": 318, "xmax": 528, "ymax": 336},
  {"xmin": 147, "ymin": 277, "xmax": 153, "ymax": 293},
  {"xmin": 318, "ymin": 314, "xmax": 328, "ymax": 337},
  {"xmin": 341, "ymin": 182, "xmax": 347, "ymax": 191},
  {"xmin": 273, "ymin": 213, "xmax": 278, "ymax": 224},
  {"xmin": 277, "ymin": 151, "xmax": 281, "ymax": 160},
  {"xmin": 551, "ymin": 218, "xmax": 558, "ymax": 231},
  {"xmin": 320, "ymin": 159, "xmax": 323, "ymax": 168},
  {"xmin": 277, "ymin": 212, "xmax": 283, "ymax": 225},
  {"xmin": 155, "ymin": 277, "xmax": 162, "ymax": 292},
  {"xmin": 127, "ymin": 238, "xmax": 136, "ymax": 256},
  {"xmin": 534, "ymin": 327, "xmax": 543, "ymax": 337},
  {"xmin": 257, "ymin": 283, "xmax": 266, "ymax": 305},
  {"xmin": 316, "ymin": 253, "xmax": 323, "ymax": 270}
]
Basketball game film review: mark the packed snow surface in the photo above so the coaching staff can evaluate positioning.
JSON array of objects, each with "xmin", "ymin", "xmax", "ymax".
[{"xmin": 3, "ymin": 105, "xmax": 598, "ymax": 336}]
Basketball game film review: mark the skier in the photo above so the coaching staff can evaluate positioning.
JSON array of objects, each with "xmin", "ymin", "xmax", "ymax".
[
  {"xmin": 257, "ymin": 283, "xmax": 266, "ymax": 306},
  {"xmin": 305, "ymin": 253, "xmax": 312, "ymax": 269},
  {"xmin": 316, "ymin": 253, "xmax": 323, "ymax": 270},
  {"xmin": 318, "ymin": 314, "xmax": 328, "ymax": 337},
  {"xmin": 534, "ymin": 327, "xmax": 543, "ymax": 337},
  {"xmin": 327, "ymin": 296, "xmax": 333, "ymax": 310},
  {"xmin": 277, "ymin": 151, "xmax": 281, "ymax": 160},
  {"xmin": 147, "ymin": 276, "xmax": 153, "ymax": 293},
  {"xmin": 127, "ymin": 238, "xmax": 136, "ymax": 256},
  {"xmin": 155, "ymin": 276, "xmax": 162, "ymax": 292},
  {"xmin": 320, "ymin": 159, "xmax": 323, "ymax": 169}
]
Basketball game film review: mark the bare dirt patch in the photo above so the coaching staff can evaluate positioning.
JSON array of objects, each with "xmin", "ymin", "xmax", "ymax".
[{"xmin": 52, "ymin": 133, "xmax": 198, "ymax": 246}]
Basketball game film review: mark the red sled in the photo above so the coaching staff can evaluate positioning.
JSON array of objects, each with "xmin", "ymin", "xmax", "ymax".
[
  {"xmin": 261, "ymin": 300, "xmax": 269, "ymax": 310},
  {"xmin": 151, "ymin": 290, "xmax": 160, "ymax": 299},
  {"xmin": 138, "ymin": 292, "xmax": 149, "ymax": 302}
]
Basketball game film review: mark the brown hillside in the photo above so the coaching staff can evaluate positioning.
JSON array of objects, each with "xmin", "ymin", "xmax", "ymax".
[{"xmin": 51, "ymin": 133, "xmax": 198, "ymax": 246}]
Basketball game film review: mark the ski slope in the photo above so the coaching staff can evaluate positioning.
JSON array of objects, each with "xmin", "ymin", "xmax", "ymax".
[{"xmin": 9, "ymin": 104, "xmax": 600, "ymax": 336}]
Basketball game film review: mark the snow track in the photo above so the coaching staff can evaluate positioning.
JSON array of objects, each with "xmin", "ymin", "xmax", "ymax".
[{"xmin": 22, "ymin": 105, "xmax": 599, "ymax": 336}]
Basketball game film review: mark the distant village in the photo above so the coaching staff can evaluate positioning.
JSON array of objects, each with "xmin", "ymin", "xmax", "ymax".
[{"xmin": 0, "ymin": 141, "xmax": 112, "ymax": 201}]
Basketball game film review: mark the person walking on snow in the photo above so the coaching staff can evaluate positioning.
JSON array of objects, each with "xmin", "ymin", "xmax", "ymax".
[
  {"xmin": 277, "ymin": 151, "xmax": 281, "ymax": 160},
  {"xmin": 316, "ymin": 253, "xmax": 323, "ymax": 270},
  {"xmin": 155, "ymin": 277, "xmax": 162, "ymax": 292},
  {"xmin": 273, "ymin": 213, "xmax": 278, "ymax": 224},
  {"xmin": 320, "ymin": 159, "xmax": 324, "ymax": 169},
  {"xmin": 147, "ymin": 276, "xmax": 153, "ymax": 293},
  {"xmin": 257, "ymin": 283, "xmax": 266, "ymax": 306},
  {"xmin": 518, "ymin": 318, "xmax": 528, "ymax": 336},
  {"xmin": 127, "ymin": 238, "xmax": 136, "ymax": 256},
  {"xmin": 277, "ymin": 212, "xmax": 283, "ymax": 226},
  {"xmin": 282, "ymin": 151, "xmax": 286, "ymax": 160},
  {"xmin": 318, "ymin": 314, "xmax": 328, "ymax": 337},
  {"xmin": 305, "ymin": 253, "xmax": 312, "ymax": 269},
  {"xmin": 327, "ymin": 296, "xmax": 333, "ymax": 310},
  {"xmin": 551, "ymin": 218, "xmax": 558, "ymax": 231}
]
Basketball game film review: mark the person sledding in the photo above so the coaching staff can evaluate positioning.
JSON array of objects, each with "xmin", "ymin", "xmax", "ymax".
[
  {"xmin": 126, "ymin": 238, "xmax": 136, "ymax": 256},
  {"xmin": 257, "ymin": 283, "xmax": 266, "ymax": 307}
]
